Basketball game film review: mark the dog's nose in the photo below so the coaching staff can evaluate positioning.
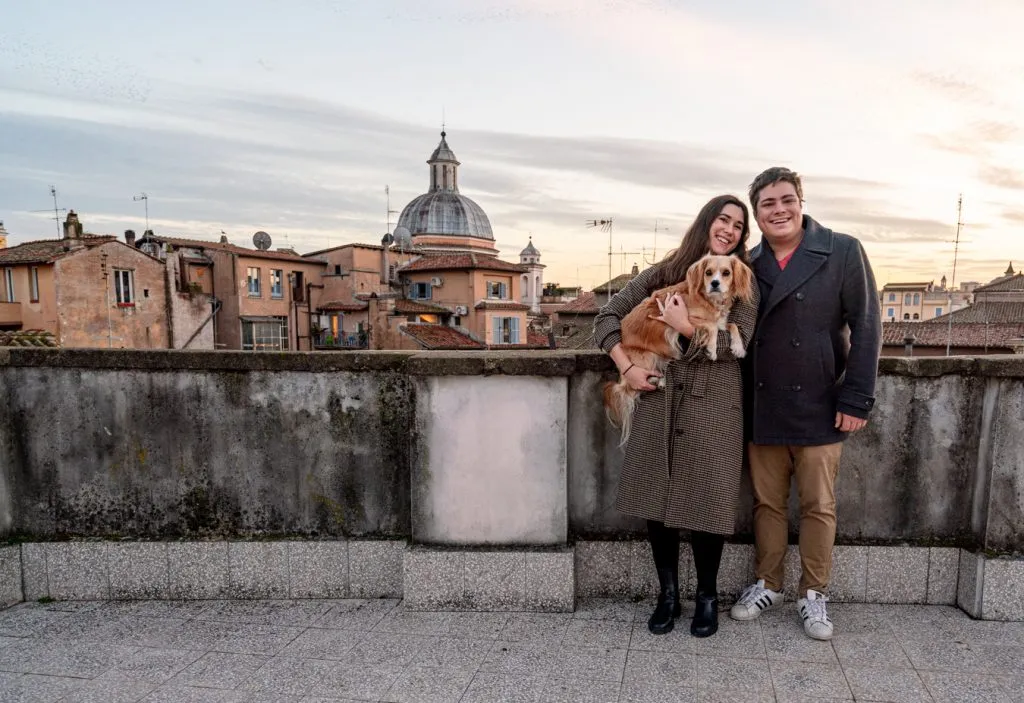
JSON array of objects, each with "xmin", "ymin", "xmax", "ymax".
[{"xmin": 710, "ymin": 279, "xmax": 720, "ymax": 289}]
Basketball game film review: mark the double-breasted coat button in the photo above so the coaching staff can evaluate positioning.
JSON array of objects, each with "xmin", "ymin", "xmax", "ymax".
[
  {"xmin": 791, "ymin": 339, "xmax": 801, "ymax": 347},
  {"xmin": 676, "ymin": 383, "xmax": 685, "ymax": 391},
  {"xmin": 795, "ymin": 292, "xmax": 806, "ymax": 301},
  {"xmin": 757, "ymin": 382, "xmax": 765, "ymax": 389},
  {"xmin": 794, "ymin": 385, "xmax": 802, "ymax": 391}
]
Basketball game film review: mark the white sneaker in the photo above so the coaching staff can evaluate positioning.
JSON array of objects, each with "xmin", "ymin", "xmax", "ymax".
[
  {"xmin": 797, "ymin": 589, "xmax": 833, "ymax": 641},
  {"xmin": 730, "ymin": 579, "xmax": 784, "ymax": 621}
]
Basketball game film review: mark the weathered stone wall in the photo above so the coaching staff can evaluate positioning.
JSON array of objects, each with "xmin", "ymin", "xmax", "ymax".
[{"xmin": 1, "ymin": 349, "xmax": 1022, "ymax": 555}]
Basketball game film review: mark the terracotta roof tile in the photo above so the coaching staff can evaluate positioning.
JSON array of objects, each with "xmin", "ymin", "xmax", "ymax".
[
  {"xmin": 474, "ymin": 300, "xmax": 531, "ymax": 311},
  {"xmin": 400, "ymin": 253, "xmax": 526, "ymax": 273},
  {"xmin": 394, "ymin": 300, "xmax": 452, "ymax": 314},
  {"xmin": 401, "ymin": 323, "xmax": 486, "ymax": 350},
  {"xmin": 319, "ymin": 300, "xmax": 368, "ymax": 312},
  {"xmin": 558, "ymin": 291, "xmax": 600, "ymax": 314},
  {"xmin": 973, "ymin": 273, "xmax": 1024, "ymax": 293},
  {"xmin": 883, "ymin": 321, "xmax": 1024, "ymax": 349},
  {"xmin": 0, "ymin": 236, "xmax": 115, "ymax": 265},
  {"xmin": 933, "ymin": 301, "xmax": 1024, "ymax": 323},
  {"xmin": 140, "ymin": 234, "xmax": 321, "ymax": 264}
]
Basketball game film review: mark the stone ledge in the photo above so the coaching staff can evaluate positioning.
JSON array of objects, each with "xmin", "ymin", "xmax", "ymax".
[
  {"xmin": 0, "ymin": 546, "xmax": 21, "ymax": 607},
  {"xmin": 958, "ymin": 551, "xmax": 1024, "ymax": 620},
  {"xmin": 6, "ymin": 347, "xmax": 1023, "ymax": 378}
]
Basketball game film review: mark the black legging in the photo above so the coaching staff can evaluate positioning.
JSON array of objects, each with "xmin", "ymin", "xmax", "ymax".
[{"xmin": 648, "ymin": 520, "xmax": 726, "ymax": 594}]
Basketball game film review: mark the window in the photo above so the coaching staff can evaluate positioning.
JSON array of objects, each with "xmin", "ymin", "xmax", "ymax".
[
  {"xmin": 293, "ymin": 271, "xmax": 305, "ymax": 302},
  {"xmin": 114, "ymin": 269, "xmax": 134, "ymax": 305},
  {"xmin": 912, "ymin": 313, "xmax": 919, "ymax": 320},
  {"xmin": 334, "ymin": 264, "xmax": 342, "ymax": 275},
  {"xmin": 935, "ymin": 307, "xmax": 943, "ymax": 317},
  {"xmin": 913, "ymin": 293, "xmax": 920, "ymax": 306},
  {"xmin": 487, "ymin": 281, "xmax": 508, "ymax": 299},
  {"xmin": 270, "ymin": 269, "xmax": 283, "ymax": 298},
  {"xmin": 887, "ymin": 307, "xmax": 895, "ymax": 319},
  {"xmin": 247, "ymin": 267, "xmax": 261, "ymax": 296},
  {"xmin": 29, "ymin": 267, "xmax": 39, "ymax": 302},
  {"xmin": 888, "ymin": 293, "xmax": 896, "ymax": 302},
  {"xmin": 2, "ymin": 268, "xmax": 13, "ymax": 302},
  {"xmin": 410, "ymin": 282, "xmax": 432, "ymax": 299},
  {"xmin": 241, "ymin": 317, "xmax": 289, "ymax": 351},
  {"xmin": 903, "ymin": 313, "xmax": 910, "ymax": 320},
  {"xmin": 492, "ymin": 316, "xmax": 520, "ymax": 344}
]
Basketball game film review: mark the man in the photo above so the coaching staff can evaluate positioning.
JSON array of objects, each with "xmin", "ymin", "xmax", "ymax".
[{"xmin": 729, "ymin": 167, "xmax": 881, "ymax": 640}]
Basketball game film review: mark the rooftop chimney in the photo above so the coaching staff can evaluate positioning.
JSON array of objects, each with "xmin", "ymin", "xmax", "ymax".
[
  {"xmin": 380, "ymin": 233, "xmax": 394, "ymax": 285},
  {"xmin": 63, "ymin": 211, "xmax": 83, "ymax": 239},
  {"xmin": 124, "ymin": 229, "xmax": 136, "ymax": 247},
  {"xmin": 0, "ymin": 220, "xmax": 7, "ymax": 249},
  {"xmin": 631, "ymin": 263, "xmax": 639, "ymax": 276},
  {"xmin": 219, "ymin": 234, "xmax": 229, "ymax": 244}
]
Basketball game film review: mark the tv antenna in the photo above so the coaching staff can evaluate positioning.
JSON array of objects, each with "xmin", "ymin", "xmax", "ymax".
[
  {"xmin": 585, "ymin": 218, "xmax": 615, "ymax": 303},
  {"xmin": 385, "ymin": 185, "xmax": 399, "ymax": 234},
  {"xmin": 618, "ymin": 244, "xmax": 643, "ymax": 274},
  {"xmin": 29, "ymin": 185, "xmax": 68, "ymax": 239},
  {"xmin": 945, "ymin": 194, "xmax": 966, "ymax": 357},
  {"xmin": 133, "ymin": 192, "xmax": 149, "ymax": 231}
]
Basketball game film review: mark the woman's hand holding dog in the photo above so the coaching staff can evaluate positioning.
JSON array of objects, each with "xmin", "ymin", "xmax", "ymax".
[
  {"xmin": 623, "ymin": 364, "xmax": 661, "ymax": 392},
  {"xmin": 653, "ymin": 293, "xmax": 695, "ymax": 338}
]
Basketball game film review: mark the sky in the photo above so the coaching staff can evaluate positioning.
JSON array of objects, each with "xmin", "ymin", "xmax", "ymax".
[{"xmin": 1, "ymin": 0, "xmax": 1023, "ymax": 290}]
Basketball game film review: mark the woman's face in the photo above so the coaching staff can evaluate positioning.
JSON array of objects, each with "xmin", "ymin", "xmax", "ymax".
[{"xmin": 707, "ymin": 203, "xmax": 745, "ymax": 256}]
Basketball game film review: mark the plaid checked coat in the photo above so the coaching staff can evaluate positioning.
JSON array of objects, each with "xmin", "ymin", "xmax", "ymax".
[{"xmin": 594, "ymin": 266, "xmax": 760, "ymax": 535}]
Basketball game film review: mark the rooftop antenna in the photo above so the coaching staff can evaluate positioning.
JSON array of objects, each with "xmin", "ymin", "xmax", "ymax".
[
  {"xmin": 385, "ymin": 185, "xmax": 399, "ymax": 233},
  {"xmin": 133, "ymin": 192, "xmax": 149, "ymax": 231},
  {"xmin": 618, "ymin": 244, "xmax": 643, "ymax": 275},
  {"xmin": 653, "ymin": 219, "xmax": 670, "ymax": 263},
  {"xmin": 585, "ymin": 218, "xmax": 614, "ymax": 303},
  {"xmin": 29, "ymin": 186, "xmax": 68, "ymax": 238},
  {"xmin": 945, "ymin": 194, "xmax": 965, "ymax": 357}
]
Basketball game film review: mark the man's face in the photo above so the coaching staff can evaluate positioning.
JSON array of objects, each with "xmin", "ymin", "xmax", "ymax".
[{"xmin": 754, "ymin": 181, "xmax": 803, "ymax": 242}]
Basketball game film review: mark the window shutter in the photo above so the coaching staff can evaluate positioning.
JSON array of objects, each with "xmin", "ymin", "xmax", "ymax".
[
  {"xmin": 511, "ymin": 317, "xmax": 520, "ymax": 344},
  {"xmin": 493, "ymin": 317, "xmax": 500, "ymax": 343}
]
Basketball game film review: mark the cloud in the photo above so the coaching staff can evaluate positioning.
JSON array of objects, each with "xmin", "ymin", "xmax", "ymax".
[
  {"xmin": 911, "ymin": 70, "xmax": 992, "ymax": 105},
  {"xmin": 979, "ymin": 165, "xmax": 1024, "ymax": 191}
]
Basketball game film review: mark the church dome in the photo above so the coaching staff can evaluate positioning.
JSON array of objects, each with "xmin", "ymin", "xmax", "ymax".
[
  {"xmin": 520, "ymin": 239, "xmax": 540, "ymax": 258},
  {"xmin": 397, "ymin": 132, "xmax": 494, "ymax": 241}
]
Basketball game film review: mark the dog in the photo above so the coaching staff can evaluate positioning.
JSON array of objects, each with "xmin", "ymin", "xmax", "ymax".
[{"xmin": 602, "ymin": 254, "xmax": 754, "ymax": 446}]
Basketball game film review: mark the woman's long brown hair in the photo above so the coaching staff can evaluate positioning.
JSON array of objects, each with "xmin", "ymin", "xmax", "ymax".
[{"xmin": 650, "ymin": 195, "xmax": 751, "ymax": 288}]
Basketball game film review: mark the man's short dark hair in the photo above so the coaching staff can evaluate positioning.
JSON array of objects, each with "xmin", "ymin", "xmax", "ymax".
[{"xmin": 749, "ymin": 167, "xmax": 804, "ymax": 212}]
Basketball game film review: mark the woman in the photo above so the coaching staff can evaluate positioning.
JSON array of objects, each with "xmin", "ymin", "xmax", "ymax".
[{"xmin": 593, "ymin": 194, "xmax": 759, "ymax": 637}]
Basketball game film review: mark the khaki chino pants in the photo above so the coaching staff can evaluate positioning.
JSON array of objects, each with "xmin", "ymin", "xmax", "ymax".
[{"xmin": 748, "ymin": 442, "xmax": 843, "ymax": 594}]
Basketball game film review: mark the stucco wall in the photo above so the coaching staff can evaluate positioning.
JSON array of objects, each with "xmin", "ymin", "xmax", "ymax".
[{"xmin": 1, "ymin": 349, "xmax": 1022, "ymax": 554}]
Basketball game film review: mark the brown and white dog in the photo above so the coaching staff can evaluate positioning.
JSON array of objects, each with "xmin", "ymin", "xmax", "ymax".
[{"xmin": 603, "ymin": 254, "xmax": 754, "ymax": 446}]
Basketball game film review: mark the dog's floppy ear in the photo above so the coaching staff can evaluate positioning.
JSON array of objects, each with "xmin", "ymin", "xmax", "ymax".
[
  {"xmin": 732, "ymin": 257, "xmax": 754, "ymax": 303},
  {"xmin": 686, "ymin": 256, "xmax": 705, "ymax": 296}
]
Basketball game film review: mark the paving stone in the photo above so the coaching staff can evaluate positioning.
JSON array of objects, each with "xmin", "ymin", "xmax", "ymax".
[
  {"xmin": 109, "ymin": 543, "xmax": 170, "ymax": 600},
  {"xmin": 239, "ymin": 656, "xmax": 334, "ymax": 697},
  {"xmin": 373, "ymin": 604, "xmax": 452, "ymax": 636},
  {"xmin": 622, "ymin": 649, "xmax": 697, "ymax": 687},
  {"xmin": 57, "ymin": 677, "xmax": 159, "ymax": 703},
  {"xmin": 544, "ymin": 645, "xmax": 628, "ymax": 682},
  {"xmin": 769, "ymin": 660, "xmax": 853, "ymax": 700},
  {"xmin": 29, "ymin": 641, "xmax": 140, "ymax": 678},
  {"xmin": 47, "ymin": 542, "xmax": 110, "ymax": 600},
  {"xmin": 843, "ymin": 665, "xmax": 934, "ymax": 703},
  {"xmin": 412, "ymin": 636, "xmax": 495, "ymax": 669},
  {"xmin": 167, "ymin": 542, "xmax": 230, "ymax": 600},
  {"xmin": 104, "ymin": 647, "xmax": 206, "ymax": 684},
  {"xmin": 140, "ymin": 683, "xmax": 250, "ymax": 701},
  {"xmin": 927, "ymin": 547, "xmax": 960, "ymax": 605},
  {"xmin": 831, "ymin": 632, "xmax": 913, "ymax": 668},
  {"xmin": 866, "ymin": 546, "xmax": 929, "ymax": 604},
  {"xmin": 308, "ymin": 660, "xmax": 403, "ymax": 700},
  {"xmin": 541, "ymin": 674, "xmax": 620, "ymax": 703},
  {"xmin": 342, "ymin": 631, "xmax": 433, "ymax": 667},
  {"xmin": 691, "ymin": 613, "xmax": 765, "ymax": 658},
  {"xmin": 628, "ymin": 618, "xmax": 699, "ymax": 654},
  {"xmin": 443, "ymin": 611, "xmax": 509, "ymax": 639},
  {"xmin": 460, "ymin": 672, "xmax": 546, "ymax": 703},
  {"xmin": 312, "ymin": 598, "xmax": 399, "ymax": 631},
  {"xmin": 524, "ymin": 550, "xmax": 574, "ymax": 612},
  {"xmin": 348, "ymin": 540, "xmax": 404, "ymax": 598},
  {"xmin": 381, "ymin": 665, "xmax": 476, "ymax": 703},
  {"xmin": 574, "ymin": 541, "xmax": 630, "ymax": 597},
  {"xmin": 620, "ymin": 680, "xmax": 700, "ymax": 703},
  {"xmin": 288, "ymin": 541, "xmax": 348, "ymax": 598},
  {"xmin": 480, "ymin": 639, "xmax": 562, "ymax": 676},
  {"xmin": 562, "ymin": 618, "xmax": 632, "ymax": 649},
  {"xmin": 918, "ymin": 670, "xmax": 1010, "ymax": 703},
  {"xmin": 697, "ymin": 654, "xmax": 775, "ymax": 697},
  {"xmin": 499, "ymin": 613, "xmax": 572, "ymax": 642},
  {"xmin": 762, "ymin": 621, "xmax": 840, "ymax": 664},
  {"xmin": 169, "ymin": 651, "xmax": 271, "ymax": 689},
  {"xmin": 572, "ymin": 597, "xmax": 636, "ymax": 622},
  {"xmin": 197, "ymin": 599, "xmax": 334, "ymax": 626},
  {"xmin": 0, "ymin": 672, "xmax": 83, "ymax": 701},
  {"xmin": 228, "ymin": 542, "xmax": 289, "ymax": 599},
  {"xmin": 280, "ymin": 627, "xmax": 363, "ymax": 660}
]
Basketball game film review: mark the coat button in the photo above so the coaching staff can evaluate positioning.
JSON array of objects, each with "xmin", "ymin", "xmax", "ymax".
[
  {"xmin": 791, "ymin": 339, "xmax": 801, "ymax": 347},
  {"xmin": 755, "ymin": 339, "xmax": 762, "ymax": 347},
  {"xmin": 757, "ymin": 382, "xmax": 764, "ymax": 389},
  {"xmin": 676, "ymin": 383, "xmax": 685, "ymax": 391},
  {"xmin": 795, "ymin": 292, "xmax": 805, "ymax": 301},
  {"xmin": 794, "ymin": 385, "xmax": 802, "ymax": 391}
]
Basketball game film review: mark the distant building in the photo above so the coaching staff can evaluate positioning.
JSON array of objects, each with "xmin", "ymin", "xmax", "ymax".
[
  {"xmin": 552, "ymin": 292, "xmax": 601, "ymax": 349},
  {"xmin": 0, "ymin": 212, "xmax": 172, "ymax": 348},
  {"xmin": 879, "ymin": 275, "xmax": 972, "ymax": 322},
  {"xmin": 882, "ymin": 263, "xmax": 1024, "ymax": 356}
]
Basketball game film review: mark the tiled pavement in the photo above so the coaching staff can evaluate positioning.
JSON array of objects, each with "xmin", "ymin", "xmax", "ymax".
[{"xmin": 0, "ymin": 598, "xmax": 1021, "ymax": 702}]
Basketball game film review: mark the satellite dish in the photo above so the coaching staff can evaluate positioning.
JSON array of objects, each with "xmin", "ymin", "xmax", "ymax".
[
  {"xmin": 393, "ymin": 225, "xmax": 412, "ymax": 250},
  {"xmin": 252, "ymin": 231, "xmax": 272, "ymax": 250}
]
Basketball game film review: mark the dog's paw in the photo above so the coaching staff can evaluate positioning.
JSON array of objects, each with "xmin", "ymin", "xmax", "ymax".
[
  {"xmin": 655, "ymin": 376, "xmax": 666, "ymax": 389},
  {"xmin": 707, "ymin": 348, "xmax": 718, "ymax": 362},
  {"xmin": 731, "ymin": 343, "xmax": 746, "ymax": 359}
]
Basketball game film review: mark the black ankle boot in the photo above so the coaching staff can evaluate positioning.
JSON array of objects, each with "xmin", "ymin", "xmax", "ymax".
[
  {"xmin": 647, "ymin": 568, "xmax": 682, "ymax": 635},
  {"xmin": 690, "ymin": 590, "xmax": 719, "ymax": 638}
]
